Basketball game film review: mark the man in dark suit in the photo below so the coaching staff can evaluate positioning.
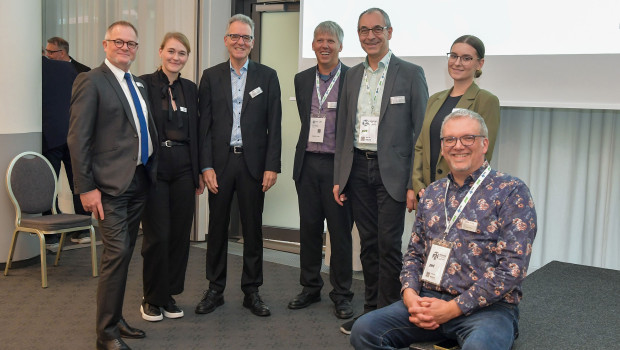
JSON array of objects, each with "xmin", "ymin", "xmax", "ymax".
[
  {"xmin": 46, "ymin": 36, "xmax": 91, "ymax": 73},
  {"xmin": 68, "ymin": 21, "xmax": 157, "ymax": 350},
  {"xmin": 288, "ymin": 21, "xmax": 354, "ymax": 320},
  {"xmin": 333, "ymin": 8, "xmax": 429, "ymax": 334},
  {"xmin": 195, "ymin": 14, "xmax": 281, "ymax": 318}
]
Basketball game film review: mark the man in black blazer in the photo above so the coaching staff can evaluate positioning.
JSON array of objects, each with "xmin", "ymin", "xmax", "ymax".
[
  {"xmin": 333, "ymin": 8, "xmax": 428, "ymax": 334},
  {"xmin": 46, "ymin": 36, "xmax": 91, "ymax": 73},
  {"xmin": 288, "ymin": 21, "xmax": 354, "ymax": 320},
  {"xmin": 195, "ymin": 14, "xmax": 282, "ymax": 318},
  {"xmin": 68, "ymin": 21, "xmax": 157, "ymax": 350}
]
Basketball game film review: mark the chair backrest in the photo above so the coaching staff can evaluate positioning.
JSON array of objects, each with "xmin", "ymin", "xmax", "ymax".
[{"xmin": 6, "ymin": 152, "xmax": 57, "ymax": 215}]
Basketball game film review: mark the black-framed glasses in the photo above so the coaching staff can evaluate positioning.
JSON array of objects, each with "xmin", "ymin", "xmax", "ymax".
[
  {"xmin": 45, "ymin": 49, "xmax": 62, "ymax": 55},
  {"xmin": 106, "ymin": 39, "xmax": 139, "ymax": 50},
  {"xmin": 358, "ymin": 26, "xmax": 388, "ymax": 36},
  {"xmin": 446, "ymin": 53, "xmax": 478, "ymax": 64},
  {"xmin": 226, "ymin": 34, "xmax": 253, "ymax": 43},
  {"xmin": 441, "ymin": 135, "xmax": 485, "ymax": 147}
]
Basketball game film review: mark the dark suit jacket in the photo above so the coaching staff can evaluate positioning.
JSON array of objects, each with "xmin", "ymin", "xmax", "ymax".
[
  {"xmin": 70, "ymin": 57, "xmax": 91, "ymax": 74},
  {"xmin": 42, "ymin": 57, "xmax": 77, "ymax": 151},
  {"xmin": 140, "ymin": 70, "xmax": 203, "ymax": 188},
  {"xmin": 68, "ymin": 62, "xmax": 158, "ymax": 196},
  {"xmin": 292, "ymin": 63, "xmax": 349, "ymax": 181},
  {"xmin": 198, "ymin": 60, "xmax": 281, "ymax": 180},
  {"xmin": 411, "ymin": 82, "xmax": 500, "ymax": 195},
  {"xmin": 334, "ymin": 55, "xmax": 428, "ymax": 201}
]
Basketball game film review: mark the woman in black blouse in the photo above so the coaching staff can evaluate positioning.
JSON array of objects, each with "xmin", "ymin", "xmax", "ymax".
[{"xmin": 139, "ymin": 32, "xmax": 204, "ymax": 322}]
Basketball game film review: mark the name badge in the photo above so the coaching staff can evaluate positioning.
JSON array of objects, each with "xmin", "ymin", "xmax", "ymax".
[
  {"xmin": 421, "ymin": 239, "xmax": 453, "ymax": 285},
  {"xmin": 461, "ymin": 219, "xmax": 478, "ymax": 232},
  {"xmin": 309, "ymin": 114, "xmax": 326, "ymax": 143},
  {"xmin": 327, "ymin": 101, "xmax": 337, "ymax": 109},
  {"xmin": 249, "ymin": 87, "xmax": 263, "ymax": 98},
  {"xmin": 136, "ymin": 82, "xmax": 144, "ymax": 88},
  {"xmin": 179, "ymin": 106, "xmax": 187, "ymax": 113},
  {"xmin": 390, "ymin": 96, "xmax": 405, "ymax": 104},
  {"xmin": 358, "ymin": 116, "xmax": 379, "ymax": 144}
]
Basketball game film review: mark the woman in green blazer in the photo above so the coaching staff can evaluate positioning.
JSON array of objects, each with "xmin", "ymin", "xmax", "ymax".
[{"xmin": 409, "ymin": 35, "xmax": 500, "ymax": 210}]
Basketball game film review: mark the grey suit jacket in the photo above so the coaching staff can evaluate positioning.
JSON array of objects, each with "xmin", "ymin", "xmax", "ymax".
[
  {"xmin": 334, "ymin": 55, "xmax": 428, "ymax": 202},
  {"xmin": 198, "ymin": 60, "xmax": 282, "ymax": 180},
  {"xmin": 68, "ymin": 62, "xmax": 158, "ymax": 196},
  {"xmin": 292, "ymin": 63, "xmax": 349, "ymax": 181}
]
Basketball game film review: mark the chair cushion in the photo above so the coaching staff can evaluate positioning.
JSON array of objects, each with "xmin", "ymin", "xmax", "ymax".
[{"xmin": 20, "ymin": 214, "xmax": 92, "ymax": 231}]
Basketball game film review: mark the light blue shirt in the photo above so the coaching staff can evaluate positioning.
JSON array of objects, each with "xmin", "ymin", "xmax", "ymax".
[
  {"xmin": 353, "ymin": 50, "xmax": 392, "ymax": 151},
  {"xmin": 230, "ymin": 59, "xmax": 249, "ymax": 146}
]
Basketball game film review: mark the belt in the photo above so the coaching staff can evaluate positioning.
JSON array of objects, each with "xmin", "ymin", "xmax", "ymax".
[
  {"xmin": 161, "ymin": 140, "xmax": 187, "ymax": 147},
  {"xmin": 230, "ymin": 146, "xmax": 244, "ymax": 154},
  {"xmin": 354, "ymin": 148, "xmax": 377, "ymax": 160}
]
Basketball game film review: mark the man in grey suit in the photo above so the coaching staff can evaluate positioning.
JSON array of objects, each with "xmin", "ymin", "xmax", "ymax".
[
  {"xmin": 288, "ymin": 21, "xmax": 353, "ymax": 319},
  {"xmin": 333, "ymin": 7, "xmax": 429, "ymax": 334},
  {"xmin": 68, "ymin": 21, "xmax": 157, "ymax": 350}
]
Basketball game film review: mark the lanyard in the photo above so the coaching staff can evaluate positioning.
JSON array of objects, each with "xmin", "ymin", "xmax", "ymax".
[
  {"xmin": 442, "ymin": 166, "xmax": 491, "ymax": 238},
  {"xmin": 315, "ymin": 64, "xmax": 341, "ymax": 113},
  {"xmin": 363, "ymin": 53, "xmax": 391, "ymax": 114}
]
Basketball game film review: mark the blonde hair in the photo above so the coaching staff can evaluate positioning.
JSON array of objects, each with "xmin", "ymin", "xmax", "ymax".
[{"xmin": 160, "ymin": 32, "xmax": 191, "ymax": 54}]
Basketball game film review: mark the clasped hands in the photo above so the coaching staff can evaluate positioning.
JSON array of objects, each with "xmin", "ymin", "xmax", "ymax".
[{"xmin": 402, "ymin": 288, "xmax": 462, "ymax": 330}]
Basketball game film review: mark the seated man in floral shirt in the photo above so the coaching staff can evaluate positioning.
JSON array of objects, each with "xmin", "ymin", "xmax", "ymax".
[{"xmin": 350, "ymin": 109, "xmax": 537, "ymax": 350}]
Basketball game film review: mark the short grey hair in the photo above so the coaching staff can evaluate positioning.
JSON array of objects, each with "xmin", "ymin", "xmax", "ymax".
[
  {"xmin": 314, "ymin": 21, "xmax": 344, "ymax": 44},
  {"xmin": 440, "ymin": 109, "xmax": 489, "ymax": 138},
  {"xmin": 358, "ymin": 8, "xmax": 391, "ymax": 29},
  {"xmin": 228, "ymin": 14, "xmax": 255, "ymax": 37}
]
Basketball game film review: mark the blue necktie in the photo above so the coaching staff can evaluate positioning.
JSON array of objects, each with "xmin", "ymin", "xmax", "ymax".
[{"xmin": 124, "ymin": 72, "xmax": 149, "ymax": 166}]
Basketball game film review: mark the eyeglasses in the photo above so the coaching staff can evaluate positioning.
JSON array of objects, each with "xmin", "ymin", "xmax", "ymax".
[
  {"xmin": 45, "ymin": 49, "xmax": 62, "ymax": 55},
  {"xmin": 441, "ymin": 135, "xmax": 485, "ymax": 147},
  {"xmin": 226, "ymin": 34, "xmax": 253, "ymax": 43},
  {"xmin": 106, "ymin": 39, "xmax": 139, "ymax": 50},
  {"xmin": 446, "ymin": 53, "xmax": 479, "ymax": 64},
  {"xmin": 358, "ymin": 26, "xmax": 388, "ymax": 36}
]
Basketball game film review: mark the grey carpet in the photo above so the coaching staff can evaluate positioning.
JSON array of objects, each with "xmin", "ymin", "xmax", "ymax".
[{"xmin": 0, "ymin": 236, "xmax": 363, "ymax": 349}]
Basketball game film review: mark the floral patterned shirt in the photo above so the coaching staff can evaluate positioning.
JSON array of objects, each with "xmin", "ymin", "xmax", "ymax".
[{"xmin": 401, "ymin": 161, "xmax": 537, "ymax": 315}]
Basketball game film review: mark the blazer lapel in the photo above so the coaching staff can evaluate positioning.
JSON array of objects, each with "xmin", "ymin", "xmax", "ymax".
[
  {"xmin": 349, "ymin": 65, "xmax": 364, "ymax": 130},
  {"xmin": 380, "ymin": 56, "xmax": 399, "ymax": 123},
  {"xmin": 101, "ymin": 64, "xmax": 138, "ymax": 133},
  {"xmin": 241, "ymin": 60, "xmax": 257, "ymax": 117},
  {"xmin": 456, "ymin": 82, "xmax": 480, "ymax": 110},
  {"xmin": 302, "ymin": 67, "xmax": 316, "ymax": 123}
]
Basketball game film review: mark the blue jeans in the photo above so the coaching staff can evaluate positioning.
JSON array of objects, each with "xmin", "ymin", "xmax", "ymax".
[{"xmin": 350, "ymin": 289, "xmax": 519, "ymax": 350}]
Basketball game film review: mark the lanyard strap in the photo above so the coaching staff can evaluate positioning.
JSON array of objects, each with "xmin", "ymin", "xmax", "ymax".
[
  {"xmin": 315, "ymin": 64, "xmax": 341, "ymax": 112},
  {"xmin": 363, "ymin": 54, "xmax": 391, "ymax": 114},
  {"xmin": 443, "ymin": 166, "xmax": 492, "ymax": 237}
]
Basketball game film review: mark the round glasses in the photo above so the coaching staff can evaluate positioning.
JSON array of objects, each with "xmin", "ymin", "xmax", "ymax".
[{"xmin": 106, "ymin": 39, "xmax": 139, "ymax": 50}]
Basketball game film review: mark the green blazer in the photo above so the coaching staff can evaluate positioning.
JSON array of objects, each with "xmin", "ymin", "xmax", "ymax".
[{"xmin": 411, "ymin": 82, "xmax": 500, "ymax": 195}]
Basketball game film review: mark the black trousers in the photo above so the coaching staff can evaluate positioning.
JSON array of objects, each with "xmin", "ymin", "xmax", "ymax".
[
  {"xmin": 97, "ymin": 166, "xmax": 149, "ymax": 341},
  {"xmin": 295, "ymin": 152, "xmax": 353, "ymax": 302},
  {"xmin": 206, "ymin": 152, "xmax": 264, "ymax": 295},
  {"xmin": 141, "ymin": 145, "xmax": 195, "ymax": 306},
  {"xmin": 348, "ymin": 152, "xmax": 405, "ymax": 311},
  {"xmin": 42, "ymin": 143, "xmax": 88, "ymax": 216}
]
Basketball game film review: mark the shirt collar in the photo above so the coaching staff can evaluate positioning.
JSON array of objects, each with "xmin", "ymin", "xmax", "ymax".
[
  {"xmin": 363, "ymin": 50, "xmax": 392, "ymax": 71},
  {"xmin": 230, "ymin": 59, "xmax": 249, "ymax": 74},
  {"xmin": 105, "ymin": 58, "xmax": 132, "ymax": 83},
  {"xmin": 316, "ymin": 61, "xmax": 341, "ymax": 81},
  {"xmin": 447, "ymin": 160, "xmax": 490, "ymax": 186}
]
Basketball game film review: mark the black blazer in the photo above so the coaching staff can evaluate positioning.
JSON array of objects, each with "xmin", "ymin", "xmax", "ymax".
[
  {"xmin": 70, "ymin": 57, "xmax": 91, "ymax": 74},
  {"xmin": 68, "ymin": 62, "xmax": 158, "ymax": 196},
  {"xmin": 292, "ymin": 63, "xmax": 349, "ymax": 181},
  {"xmin": 198, "ymin": 60, "xmax": 282, "ymax": 180},
  {"xmin": 42, "ymin": 57, "xmax": 77, "ymax": 152},
  {"xmin": 140, "ymin": 71, "xmax": 203, "ymax": 188}
]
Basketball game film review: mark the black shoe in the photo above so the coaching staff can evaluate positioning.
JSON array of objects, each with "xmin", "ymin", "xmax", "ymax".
[
  {"xmin": 334, "ymin": 299, "xmax": 354, "ymax": 319},
  {"xmin": 162, "ymin": 296, "xmax": 184, "ymax": 319},
  {"xmin": 117, "ymin": 317, "xmax": 145, "ymax": 339},
  {"xmin": 195, "ymin": 289, "xmax": 224, "ymax": 314},
  {"xmin": 243, "ymin": 292, "xmax": 271, "ymax": 317},
  {"xmin": 140, "ymin": 299, "xmax": 163, "ymax": 322},
  {"xmin": 339, "ymin": 316, "xmax": 359, "ymax": 335},
  {"xmin": 288, "ymin": 291, "xmax": 321, "ymax": 309},
  {"xmin": 96, "ymin": 338, "xmax": 131, "ymax": 350}
]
